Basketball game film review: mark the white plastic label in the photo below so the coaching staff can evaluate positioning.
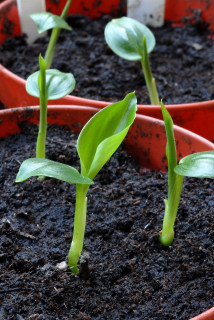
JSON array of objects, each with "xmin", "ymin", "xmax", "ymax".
[
  {"xmin": 127, "ymin": 0, "xmax": 165, "ymax": 27},
  {"xmin": 17, "ymin": 0, "xmax": 46, "ymax": 43}
]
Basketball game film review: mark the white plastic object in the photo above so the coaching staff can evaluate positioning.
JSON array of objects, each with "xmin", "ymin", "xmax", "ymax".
[
  {"xmin": 17, "ymin": 0, "xmax": 46, "ymax": 43},
  {"xmin": 127, "ymin": 0, "xmax": 165, "ymax": 27}
]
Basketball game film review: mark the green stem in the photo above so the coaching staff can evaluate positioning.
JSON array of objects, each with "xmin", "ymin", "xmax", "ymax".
[
  {"xmin": 36, "ymin": 57, "xmax": 47, "ymax": 158},
  {"xmin": 68, "ymin": 183, "xmax": 89, "ymax": 273},
  {"xmin": 44, "ymin": 0, "xmax": 72, "ymax": 68},
  {"xmin": 159, "ymin": 174, "xmax": 184, "ymax": 246},
  {"xmin": 141, "ymin": 37, "xmax": 159, "ymax": 105}
]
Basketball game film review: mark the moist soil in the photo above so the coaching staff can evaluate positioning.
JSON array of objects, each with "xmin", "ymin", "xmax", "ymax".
[
  {"xmin": 0, "ymin": 123, "xmax": 214, "ymax": 320},
  {"xmin": 0, "ymin": 15, "xmax": 214, "ymax": 105}
]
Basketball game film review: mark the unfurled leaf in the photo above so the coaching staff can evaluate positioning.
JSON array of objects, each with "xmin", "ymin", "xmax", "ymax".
[
  {"xmin": 77, "ymin": 92, "xmax": 137, "ymax": 179},
  {"xmin": 26, "ymin": 69, "xmax": 75, "ymax": 100},
  {"xmin": 104, "ymin": 17, "xmax": 155, "ymax": 61},
  {"xmin": 16, "ymin": 158, "xmax": 93, "ymax": 185},
  {"xmin": 30, "ymin": 12, "xmax": 72, "ymax": 33},
  {"xmin": 175, "ymin": 151, "xmax": 214, "ymax": 177}
]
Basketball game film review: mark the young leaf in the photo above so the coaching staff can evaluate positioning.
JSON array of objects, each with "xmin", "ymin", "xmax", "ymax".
[
  {"xmin": 104, "ymin": 16, "xmax": 155, "ymax": 61},
  {"xmin": 16, "ymin": 158, "xmax": 93, "ymax": 185},
  {"xmin": 26, "ymin": 69, "xmax": 75, "ymax": 100},
  {"xmin": 159, "ymin": 102, "xmax": 184, "ymax": 246},
  {"xmin": 77, "ymin": 92, "xmax": 137, "ymax": 179},
  {"xmin": 30, "ymin": 12, "xmax": 72, "ymax": 33},
  {"xmin": 160, "ymin": 101, "xmax": 177, "ymax": 180},
  {"xmin": 175, "ymin": 151, "xmax": 214, "ymax": 177}
]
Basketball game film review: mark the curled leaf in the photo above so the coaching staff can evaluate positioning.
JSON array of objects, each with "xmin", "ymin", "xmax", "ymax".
[
  {"xmin": 30, "ymin": 12, "xmax": 72, "ymax": 33},
  {"xmin": 175, "ymin": 151, "xmax": 214, "ymax": 177},
  {"xmin": 104, "ymin": 17, "xmax": 155, "ymax": 61},
  {"xmin": 26, "ymin": 69, "xmax": 75, "ymax": 100},
  {"xmin": 77, "ymin": 92, "xmax": 137, "ymax": 179}
]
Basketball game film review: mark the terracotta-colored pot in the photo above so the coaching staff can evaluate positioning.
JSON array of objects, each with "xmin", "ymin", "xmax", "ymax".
[
  {"xmin": 0, "ymin": 65, "xmax": 214, "ymax": 142},
  {"xmin": 0, "ymin": 0, "xmax": 214, "ymax": 141},
  {"xmin": 0, "ymin": 0, "xmax": 125, "ymax": 44},
  {"xmin": 0, "ymin": 0, "xmax": 214, "ymax": 142},
  {"xmin": 189, "ymin": 307, "xmax": 214, "ymax": 320},
  {"xmin": 165, "ymin": 0, "xmax": 214, "ymax": 32},
  {"xmin": 1, "ymin": 0, "xmax": 214, "ymax": 44},
  {"xmin": 0, "ymin": 105, "xmax": 214, "ymax": 320},
  {"xmin": 0, "ymin": 105, "xmax": 214, "ymax": 172}
]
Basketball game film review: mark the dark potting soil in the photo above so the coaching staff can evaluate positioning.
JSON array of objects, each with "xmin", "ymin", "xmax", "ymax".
[
  {"xmin": 0, "ymin": 15, "xmax": 214, "ymax": 105},
  {"xmin": 0, "ymin": 124, "xmax": 213, "ymax": 320}
]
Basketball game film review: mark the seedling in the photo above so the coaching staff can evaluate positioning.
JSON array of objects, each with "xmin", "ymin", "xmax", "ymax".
[
  {"xmin": 30, "ymin": 0, "xmax": 72, "ymax": 68},
  {"xmin": 26, "ymin": 55, "xmax": 75, "ymax": 159},
  {"xmin": 27, "ymin": 0, "xmax": 75, "ymax": 162},
  {"xmin": 159, "ymin": 102, "xmax": 214, "ymax": 246},
  {"xmin": 16, "ymin": 92, "xmax": 137, "ymax": 273},
  {"xmin": 104, "ymin": 16, "xmax": 160, "ymax": 105}
]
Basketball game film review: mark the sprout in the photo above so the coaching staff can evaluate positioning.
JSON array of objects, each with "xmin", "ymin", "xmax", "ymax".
[
  {"xmin": 159, "ymin": 102, "xmax": 214, "ymax": 246},
  {"xmin": 27, "ymin": 0, "xmax": 75, "ymax": 162},
  {"xmin": 30, "ymin": 0, "xmax": 72, "ymax": 69},
  {"xmin": 16, "ymin": 92, "xmax": 137, "ymax": 273},
  {"xmin": 104, "ymin": 16, "xmax": 159, "ymax": 105},
  {"xmin": 26, "ymin": 55, "xmax": 75, "ymax": 159}
]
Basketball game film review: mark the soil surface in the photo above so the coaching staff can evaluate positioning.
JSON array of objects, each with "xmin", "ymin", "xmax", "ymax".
[
  {"xmin": 0, "ymin": 123, "xmax": 213, "ymax": 319},
  {"xmin": 0, "ymin": 15, "xmax": 214, "ymax": 105}
]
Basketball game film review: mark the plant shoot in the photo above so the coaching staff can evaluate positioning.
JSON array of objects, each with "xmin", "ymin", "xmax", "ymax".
[
  {"xmin": 30, "ymin": 0, "xmax": 72, "ymax": 68},
  {"xmin": 159, "ymin": 102, "xmax": 214, "ymax": 246},
  {"xmin": 26, "ymin": 55, "xmax": 75, "ymax": 159},
  {"xmin": 104, "ymin": 16, "xmax": 159, "ymax": 105},
  {"xmin": 16, "ymin": 92, "xmax": 137, "ymax": 273}
]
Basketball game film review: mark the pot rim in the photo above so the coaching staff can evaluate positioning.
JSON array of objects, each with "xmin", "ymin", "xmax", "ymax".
[{"xmin": 1, "ymin": 64, "xmax": 214, "ymax": 109}]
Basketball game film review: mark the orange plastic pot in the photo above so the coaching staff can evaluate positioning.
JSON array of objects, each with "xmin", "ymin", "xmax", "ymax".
[
  {"xmin": 0, "ymin": 0, "xmax": 214, "ymax": 143},
  {"xmin": 0, "ymin": 105, "xmax": 214, "ymax": 172},
  {"xmin": 189, "ymin": 307, "xmax": 214, "ymax": 320},
  {"xmin": 0, "ymin": 105, "xmax": 214, "ymax": 320},
  {"xmin": 165, "ymin": 0, "xmax": 214, "ymax": 32},
  {"xmin": 0, "ymin": 0, "xmax": 125, "ymax": 44},
  {"xmin": 0, "ymin": 65, "xmax": 214, "ymax": 142},
  {"xmin": 1, "ymin": 0, "xmax": 214, "ymax": 44}
]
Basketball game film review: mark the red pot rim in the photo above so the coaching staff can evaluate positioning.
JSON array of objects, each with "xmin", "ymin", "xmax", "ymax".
[
  {"xmin": 1, "ymin": 64, "xmax": 214, "ymax": 142},
  {"xmin": 189, "ymin": 307, "xmax": 214, "ymax": 320},
  {"xmin": 1, "ymin": 63, "xmax": 214, "ymax": 109},
  {"xmin": 0, "ymin": 105, "xmax": 213, "ymax": 173}
]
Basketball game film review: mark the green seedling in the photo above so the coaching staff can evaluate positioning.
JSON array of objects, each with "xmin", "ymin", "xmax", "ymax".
[
  {"xmin": 104, "ymin": 16, "xmax": 159, "ymax": 105},
  {"xmin": 16, "ymin": 92, "xmax": 137, "ymax": 273},
  {"xmin": 30, "ymin": 0, "xmax": 72, "ymax": 68},
  {"xmin": 26, "ymin": 55, "xmax": 75, "ymax": 159},
  {"xmin": 159, "ymin": 102, "xmax": 214, "ymax": 246}
]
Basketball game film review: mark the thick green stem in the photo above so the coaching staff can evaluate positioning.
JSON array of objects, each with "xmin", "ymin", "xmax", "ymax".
[
  {"xmin": 36, "ymin": 57, "xmax": 47, "ymax": 158},
  {"xmin": 159, "ymin": 174, "xmax": 184, "ymax": 246},
  {"xmin": 68, "ymin": 184, "xmax": 89, "ymax": 273},
  {"xmin": 44, "ymin": 28, "xmax": 60, "ymax": 69},
  {"xmin": 44, "ymin": 0, "xmax": 72, "ymax": 68},
  {"xmin": 141, "ymin": 57, "xmax": 159, "ymax": 105},
  {"xmin": 141, "ymin": 37, "xmax": 159, "ymax": 105},
  {"xmin": 36, "ymin": 98, "xmax": 47, "ymax": 158}
]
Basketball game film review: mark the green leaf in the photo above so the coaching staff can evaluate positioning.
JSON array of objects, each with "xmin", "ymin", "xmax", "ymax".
[
  {"xmin": 16, "ymin": 158, "xmax": 93, "ymax": 185},
  {"xmin": 30, "ymin": 12, "xmax": 72, "ymax": 33},
  {"xmin": 104, "ymin": 16, "xmax": 155, "ymax": 61},
  {"xmin": 77, "ymin": 92, "xmax": 137, "ymax": 179},
  {"xmin": 26, "ymin": 69, "xmax": 75, "ymax": 100},
  {"xmin": 160, "ymin": 102, "xmax": 177, "ymax": 175},
  {"xmin": 174, "ymin": 151, "xmax": 214, "ymax": 177}
]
